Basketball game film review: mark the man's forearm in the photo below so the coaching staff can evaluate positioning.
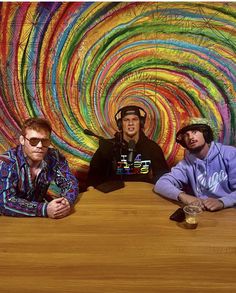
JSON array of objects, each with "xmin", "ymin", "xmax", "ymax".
[{"xmin": 0, "ymin": 193, "xmax": 48, "ymax": 217}]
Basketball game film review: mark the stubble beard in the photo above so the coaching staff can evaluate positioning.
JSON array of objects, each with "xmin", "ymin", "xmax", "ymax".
[{"xmin": 187, "ymin": 142, "xmax": 207, "ymax": 154}]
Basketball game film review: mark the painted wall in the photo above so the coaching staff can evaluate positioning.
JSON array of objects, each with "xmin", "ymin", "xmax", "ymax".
[{"xmin": 0, "ymin": 2, "xmax": 235, "ymax": 180}]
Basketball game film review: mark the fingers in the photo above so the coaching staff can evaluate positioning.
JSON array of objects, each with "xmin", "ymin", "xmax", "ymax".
[
  {"xmin": 202, "ymin": 199, "xmax": 224, "ymax": 212},
  {"xmin": 53, "ymin": 200, "xmax": 71, "ymax": 218},
  {"xmin": 47, "ymin": 198, "xmax": 71, "ymax": 219},
  {"xmin": 56, "ymin": 198, "xmax": 70, "ymax": 209},
  {"xmin": 53, "ymin": 197, "xmax": 67, "ymax": 204},
  {"xmin": 203, "ymin": 202, "xmax": 217, "ymax": 211},
  {"xmin": 51, "ymin": 207, "xmax": 71, "ymax": 219},
  {"xmin": 54, "ymin": 205, "xmax": 70, "ymax": 217},
  {"xmin": 190, "ymin": 199, "xmax": 205, "ymax": 211},
  {"xmin": 54, "ymin": 208, "xmax": 71, "ymax": 219}
]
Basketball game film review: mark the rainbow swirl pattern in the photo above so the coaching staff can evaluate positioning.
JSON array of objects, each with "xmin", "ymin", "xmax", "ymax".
[{"xmin": 0, "ymin": 2, "xmax": 235, "ymax": 177}]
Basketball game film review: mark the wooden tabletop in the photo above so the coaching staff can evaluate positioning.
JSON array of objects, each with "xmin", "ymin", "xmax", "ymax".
[{"xmin": 1, "ymin": 181, "xmax": 236, "ymax": 293}]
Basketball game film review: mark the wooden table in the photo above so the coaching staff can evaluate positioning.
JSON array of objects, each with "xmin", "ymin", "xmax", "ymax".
[{"xmin": 1, "ymin": 182, "xmax": 236, "ymax": 293}]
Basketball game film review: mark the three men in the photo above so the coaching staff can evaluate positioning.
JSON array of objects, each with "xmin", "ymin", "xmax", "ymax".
[
  {"xmin": 87, "ymin": 105, "xmax": 169, "ymax": 187},
  {"xmin": 154, "ymin": 118, "xmax": 236, "ymax": 211},
  {"xmin": 0, "ymin": 118, "xmax": 79, "ymax": 218},
  {"xmin": 2, "ymin": 113, "xmax": 235, "ymax": 218}
]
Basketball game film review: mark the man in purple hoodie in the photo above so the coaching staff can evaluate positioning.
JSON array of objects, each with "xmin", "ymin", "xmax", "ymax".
[{"xmin": 154, "ymin": 118, "xmax": 236, "ymax": 211}]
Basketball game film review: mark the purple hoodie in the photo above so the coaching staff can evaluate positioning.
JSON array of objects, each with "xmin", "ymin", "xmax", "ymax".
[{"xmin": 154, "ymin": 142, "xmax": 236, "ymax": 208}]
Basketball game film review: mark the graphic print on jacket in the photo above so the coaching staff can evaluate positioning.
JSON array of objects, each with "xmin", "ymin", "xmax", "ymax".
[
  {"xmin": 197, "ymin": 170, "xmax": 228, "ymax": 193},
  {"xmin": 188, "ymin": 142, "xmax": 231, "ymax": 196},
  {"xmin": 116, "ymin": 154, "xmax": 151, "ymax": 175}
]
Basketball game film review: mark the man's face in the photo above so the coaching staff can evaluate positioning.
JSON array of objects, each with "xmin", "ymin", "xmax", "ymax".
[
  {"xmin": 122, "ymin": 114, "xmax": 140, "ymax": 139},
  {"xmin": 20, "ymin": 128, "xmax": 51, "ymax": 163},
  {"xmin": 183, "ymin": 130, "xmax": 206, "ymax": 152}
]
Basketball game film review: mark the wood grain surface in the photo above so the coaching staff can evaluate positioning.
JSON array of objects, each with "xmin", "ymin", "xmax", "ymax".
[{"xmin": 1, "ymin": 182, "xmax": 236, "ymax": 293}]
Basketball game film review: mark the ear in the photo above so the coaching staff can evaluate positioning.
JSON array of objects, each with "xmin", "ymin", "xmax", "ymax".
[{"xmin": 19, "ymin": 135, "xmax": 25, "ymax": 146}]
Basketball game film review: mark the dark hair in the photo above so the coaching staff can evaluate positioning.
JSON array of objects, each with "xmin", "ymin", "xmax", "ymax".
[
  {"xmin": 21, "ymin": 118, "xmax": 52, "ymax": 136},
  {"xmin": 176, "ymin": 123, "xmax": 214, "ymax": 148}
]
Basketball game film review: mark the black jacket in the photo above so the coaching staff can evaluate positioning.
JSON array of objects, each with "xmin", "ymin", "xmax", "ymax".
[{"xmin": 87, "ymin": 131, "xmax": 169, "ymax": 187}]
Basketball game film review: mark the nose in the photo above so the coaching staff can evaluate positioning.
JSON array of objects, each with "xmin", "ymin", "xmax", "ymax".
[
  {"xmin": 128, "ymin": 120, "xmax": 134, "ymax": 125},
  {"xmin": 184, "ymin": 131, "xmax": 194, "ymax": 141},
  {"xmin": 188, "ymin": 132, "xmax": 194, "ymax": 139},
  {"xmin": 188, "ymin": 131, "xmax": 197, "ymax": 141},
  {"xmin": 36, "ymin": 140, "xmax": 43, "ymax": 147}
]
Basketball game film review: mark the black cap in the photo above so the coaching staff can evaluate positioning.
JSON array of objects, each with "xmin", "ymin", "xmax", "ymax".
[{"xmin": 120, "ymin": 106, "xmax": 141, "ymax": 119}]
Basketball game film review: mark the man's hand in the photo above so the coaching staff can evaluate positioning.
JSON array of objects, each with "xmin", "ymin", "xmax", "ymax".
[
  {"xmin": 47, "ymin": 197, "xmax": 71, "ymax": 219},
  {"xmin": 202, "ymin": 198, "xmax": 224, "ymax": 212},
  {"xmin": 178, "ymin": 193, "xmax": 224, "ymax": 212},
  {"xmin": 178, "ymin": 192, "xmax": 205, "ymax": 210}
]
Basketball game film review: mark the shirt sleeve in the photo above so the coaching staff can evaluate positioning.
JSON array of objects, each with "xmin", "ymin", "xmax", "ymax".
[
  {"xmin": 53, "ymin": 152, "xmax": 79, "ymax": 205},
  {"xmin": 218, "ymin": 148, "xmax": 236, "ymax": 208},
  {"xmin": 0, "ymin": 161, "xmax": 48, "ymax": 217},
  {"xmin": 150, "ymin": 143, "xmax": 170, "ymax": 183},
  {"xmin": 154, "ymin": 160, "xmax": 189, "ymax": 200}
]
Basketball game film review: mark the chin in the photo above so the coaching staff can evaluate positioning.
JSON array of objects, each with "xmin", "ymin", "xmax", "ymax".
[
  {"xmin": 32, "ymin": 155, "xmax": 45, "ymax": 161},
  {"xmin": 188, "ymin": 144, "xmax": 205, "ymax": 153},
  {"xmin": 127, "ymin": 132, "xmax": 136, "ymax": 137}
]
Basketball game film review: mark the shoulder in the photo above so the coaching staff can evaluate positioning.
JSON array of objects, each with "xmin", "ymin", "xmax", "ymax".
[
  {"xmin": 215, "ymin": 143, "xmax": 236, "ymax": 159},
  {"xmin": 139, "ymin": 132, "xmax": 162, "ymax": 149},
  {"xmin": 219, "ymin": 143, "xmax": 236, "ymax": 151},
  {"xmin": 175, "ymin": 158, "xmax": 189, "ymax": 169},
  {"xmin": 46, "ymin": 148, "xmax": 67, "ymax": 163},
  {"xmin": 0, "ymin": 147, "xmax": 18, "ymax": 166},
  {"xmin": 146, "ymin": 139, "xmax": 163, "ymax": 154},
  {"xmin": 99, "ymin": 138, "xmax": 115, "ymax": 146},
  {"xmin": 0, "ymin": 147, "xmax": 19, "ymax": 176},
  {"xmin": 97, "ymin": 139, "xmax": 114, "ymax": 153},
  {"xmin": 214, "ymin": 142, "xmax": 236, "ymax": 154}
]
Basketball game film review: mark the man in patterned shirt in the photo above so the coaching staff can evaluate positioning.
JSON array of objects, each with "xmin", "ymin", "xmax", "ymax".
[{"xmin": 0, "ymin": 118, "xmax": 79, "ymax": 218}]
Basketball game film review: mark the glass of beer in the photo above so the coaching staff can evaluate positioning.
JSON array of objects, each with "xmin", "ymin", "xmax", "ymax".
[{"xmin": 183, "ymin": 204, "xmax": 202, "ymax": 229}]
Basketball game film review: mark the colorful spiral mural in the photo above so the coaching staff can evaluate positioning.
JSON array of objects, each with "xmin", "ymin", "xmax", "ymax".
[{"xmin": 0, "ymin": 2, "xmax": 236, "ymax": 181}]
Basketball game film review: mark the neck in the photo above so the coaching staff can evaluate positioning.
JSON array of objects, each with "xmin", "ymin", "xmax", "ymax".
[
  {"xmin": 191, "ymin": 143, "xmax": 210, "ymax": 159},
  {"xmin": 22, "ymin": 145, "xmax": 43, "ymax": 168},
  {"xmin": 123, "ymin": 132, "xmax": 140, "ymax": 143},
  {"xmin": 26, "ymin": 158, "xmax": 42, "ymax": 169}
]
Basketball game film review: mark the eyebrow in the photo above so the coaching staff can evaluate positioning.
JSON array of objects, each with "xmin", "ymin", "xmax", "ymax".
[
  {"xmin": 184, "ymin": 130, "xmax": 198, "ymax": 135},
  {"xmin": 27, "ymin": 136, "xmax": 50, "ymax": 139}
]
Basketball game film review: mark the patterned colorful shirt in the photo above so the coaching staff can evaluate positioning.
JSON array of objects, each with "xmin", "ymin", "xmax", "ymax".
[{"xmin": 0, "ymin": 145, "xmax": 79, "ymax": 217}]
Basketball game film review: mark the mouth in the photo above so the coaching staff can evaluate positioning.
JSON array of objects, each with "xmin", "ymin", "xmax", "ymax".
[{"xmin": 188, "ymin": 140, "xmax": 198, "ymax": 147}]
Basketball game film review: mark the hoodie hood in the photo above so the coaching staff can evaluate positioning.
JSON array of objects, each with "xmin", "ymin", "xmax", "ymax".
[
  {"xmin": 185, "ymin": 142, "xmax": 227, "ymax": 196},
  {"xmin": 185, "ymin": 142, "xmax": 221, "ymax": 164}
]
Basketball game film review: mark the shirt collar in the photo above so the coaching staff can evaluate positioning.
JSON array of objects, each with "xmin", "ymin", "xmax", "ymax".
[
  {"xmin": 17, "ymin": 144, "xmax": 27, "ymax": 168},
  {"xmin": 17, "ymin": 144, "xmax": 47, "ymax": 169}
]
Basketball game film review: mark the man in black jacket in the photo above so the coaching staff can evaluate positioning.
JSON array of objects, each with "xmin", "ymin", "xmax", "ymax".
[{"xmin": 87, "ymin": 105, "xmax": 169, "ymax": 188}]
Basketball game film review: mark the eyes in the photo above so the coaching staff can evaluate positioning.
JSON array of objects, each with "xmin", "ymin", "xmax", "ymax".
[
  {"xmin": 183, "ymin": 130, "xmax": 199, "ymax": 139},
  {"xmin": 122, "ymin": 117, "xmax": 139, "ymax": 123},
  {"xmin": 24, "ymin": 136, "xmax": 51, "ymax": 147}
]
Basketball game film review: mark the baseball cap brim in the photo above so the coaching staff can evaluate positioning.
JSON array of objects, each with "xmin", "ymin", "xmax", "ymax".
[{"xmin": 121, "ymin": 107, "xmax": 141, "ymax": 118}]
